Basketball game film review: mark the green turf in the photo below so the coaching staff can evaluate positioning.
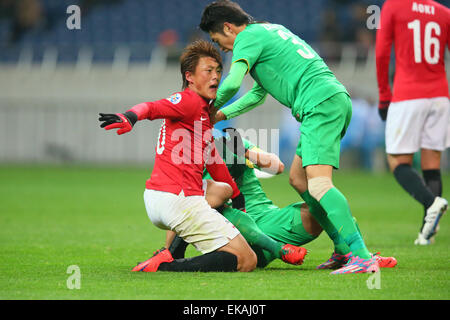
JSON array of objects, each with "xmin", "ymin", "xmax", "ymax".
[{"xmin": 0, "ymin": 165, "xmax": 449, "ymax": 300}]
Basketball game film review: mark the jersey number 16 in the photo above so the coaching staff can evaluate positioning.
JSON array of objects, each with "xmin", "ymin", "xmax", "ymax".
[{"xmin": 407, "ymin": 20, "xmax": 441, "ymax": 64}]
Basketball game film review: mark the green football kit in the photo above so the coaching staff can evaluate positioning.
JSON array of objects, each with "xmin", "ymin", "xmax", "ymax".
[
  {"xmin": 215, "ymin": 23, "xmax": 351, "ymax": 169},
  {"xmin": 204, "ymin": 137, "xmax": 366, "ymax": 266},
  {"xmin": 214, "ymin": 23, "xmax": 372, "ymax": 260},
  {"xmin": 204, "ymin": 138, "xmax": 317, "ymax": 267}
]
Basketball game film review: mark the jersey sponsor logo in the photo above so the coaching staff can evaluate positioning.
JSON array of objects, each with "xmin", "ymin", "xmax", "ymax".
[
  {"xmin": 200, "ymin": 116, "xmax": 208, "ymax": 121},
  {"xmin": 167, "ymin": 93, "xmax": 182, "ymax": 105}
]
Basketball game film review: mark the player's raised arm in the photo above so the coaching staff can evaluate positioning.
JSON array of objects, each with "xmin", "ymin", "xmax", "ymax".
[
  {"xmin": 215, "ymin": 81, "xmax": 267, "ymax": 123},
  {"xmin": 129, "ymin": 94, "xmax": 193, "ymax": 121},
  {"xmin": 375, "ymin": 0, "xmax": 394, "ymax": 121},
  {"xmin": 98, "ymin": 93, "xmax": 193, "ymax": 135},
  {"xmin": 214, "ymin": 60, "xmax": 248, "ymax": 108}
]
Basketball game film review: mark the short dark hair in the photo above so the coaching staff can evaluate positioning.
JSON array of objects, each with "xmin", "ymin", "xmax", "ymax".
[
  {"xmin": 179, "ymin": 40, "xmax": 223, "ymax": 90},
  {"xmin": 199, "ymin": 0, "xmax": 252, "ymax": 34}
]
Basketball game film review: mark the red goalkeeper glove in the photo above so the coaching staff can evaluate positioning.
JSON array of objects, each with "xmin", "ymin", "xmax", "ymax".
[{"xmin": 99, "ymin": 112, "xmax": 137, "ymax": 135}]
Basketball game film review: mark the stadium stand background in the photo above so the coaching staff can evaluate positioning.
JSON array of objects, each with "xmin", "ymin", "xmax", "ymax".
[{"xmin": 0, "ymin": 0, "xmax": 449, "ymax": 170}]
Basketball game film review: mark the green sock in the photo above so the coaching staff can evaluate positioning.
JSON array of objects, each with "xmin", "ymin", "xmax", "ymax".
[
  {"xmin": 301, "ymin": 191, "xmax": 350, "ymax": 255},
  {"xmin": 222, "ymin": 208, "xmax": 283, "ymax": 258},
  {"xmin": 351, "ymin": 217, "xmax": 372, "ymax": 256},
  {"xmin": 319, "ymin": 188, "xmax": 371, "ymax": 259},
  {"xmin": 353, "ymin": 217, "xmax": 363, "ymax": 237}
]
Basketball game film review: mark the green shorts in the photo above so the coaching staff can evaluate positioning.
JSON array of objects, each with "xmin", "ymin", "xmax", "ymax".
[{"xmin": 296, "ymin": 92, "xmax": 352, "ymax": 169}]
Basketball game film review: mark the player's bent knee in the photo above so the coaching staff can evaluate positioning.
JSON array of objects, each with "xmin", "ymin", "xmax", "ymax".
[
  {"xmin": 206, "ymin": 180, "xmax": 233, "ymax": 208},
  {"xmin": 239, "ymin": 250, "xmax": 257, "ymax": 272},
  {"xmin": 301, "ymin": 203, "xmax": 323, "ymax": 237},
  {"xmin": 289, "ymin": 174, "xmax": 307, "ymax": 194},
  {"xmin": 222, "ymin": 182, "xmax": 233, "ymax": 196},
  {"xmin": 220, "ymin": 249, "xmax": 255, "ymax": 272},
  {"xmin": 387, "ymin": 154, "xmax": 413, "ymax": 173},
  {"xmin": 308, "ymin": 176, "xmax": 333, "ymax": 201},
  {"xmin": 219, "ymin": 235, "xmax": 257, "ymax": 272},
  {"xmin": 217, "ymin": 182, "xmax": 233, "ymax": 203},
  {"xmin": 234, "ymin": 245, "xmax": 257, "ymax": 272}
]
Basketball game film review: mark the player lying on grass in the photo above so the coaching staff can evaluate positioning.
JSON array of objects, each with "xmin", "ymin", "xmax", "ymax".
[
  {"xmin": 99, "ymin": 40, "xmax": 258, "ymax": 272},
  {"xmin": 162, "ymin": 129, "xmax": 397, "ymax": 272},
  {"xmin": 200, "ymin": 0, "xmax": 378, "ymax": 274}
]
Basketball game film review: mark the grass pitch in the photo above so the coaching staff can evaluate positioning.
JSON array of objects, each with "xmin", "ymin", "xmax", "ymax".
[{"xmin": 0, "ymin": 165, "xmax": 449, "ymax": 300}]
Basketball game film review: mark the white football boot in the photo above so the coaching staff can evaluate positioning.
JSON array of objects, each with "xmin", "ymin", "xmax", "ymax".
[
  {"xmin": 414, "ymin": 231, "xmax": 433, "ymax": 245},
  {"xmin": 418, "ymin": 197, "xmax": 448, "ymax": 243}
]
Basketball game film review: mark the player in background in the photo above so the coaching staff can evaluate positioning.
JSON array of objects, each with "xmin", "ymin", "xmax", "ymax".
[
  {"xmin": 376, "ymin": 0, "xmax": 449, "ymax": 245},
  {"xmin": 199, "ymin": 0, "xmax": 378, "ymax": 274},
  {"xmin": 99, "ymin": 40, "xmax": 257, "ymax": 272},
  {"xmin": 168, "ymin": 129, "xmax": 397, "ymax": 271}
]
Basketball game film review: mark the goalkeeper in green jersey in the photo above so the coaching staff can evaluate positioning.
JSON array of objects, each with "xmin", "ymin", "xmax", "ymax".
[
  {"xmin": 199, "ymin": 0, "xmax": 380, "ymax": 274},
  {"xmin": 208, "ymin": 132, "xmax": 320, "ymax": 268},
  {"xmin": 167, "ymin": 129, "xmax": 397, "ymax": 269}
]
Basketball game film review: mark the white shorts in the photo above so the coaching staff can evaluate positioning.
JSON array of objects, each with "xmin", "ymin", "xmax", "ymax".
[
  {"xmin": 143, "ymin": 189, "xmax": 240, "ymax": 254},
  {"xmin": 385, "ymin": 97, "xmax": 450, "ymax": 154},
  {"xmin": 447, "ymin": 120, "xmax": 450, "ymax": 148}
]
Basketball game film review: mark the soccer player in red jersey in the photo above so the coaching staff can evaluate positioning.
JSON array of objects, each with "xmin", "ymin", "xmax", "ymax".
[
  {"xmin": 376, "ymin": 0, "xmax": 449, "ymax": 244},
  {"xmin": 99, "ymin": 40, "xmax": 257, "ymax": 272}
]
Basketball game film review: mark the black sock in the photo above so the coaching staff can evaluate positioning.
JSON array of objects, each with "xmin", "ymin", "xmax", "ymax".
[
  {"xmin": 158, "ymin": 251, "xmax": 238, "ymax": 272},
  {"xmin": 393, "ymin": 164, "xmax": 435, "ymax": 209},
  {"xmin": 168, "ymin": 235, "xmax": 189, "ymax": 259},
  {"xmin": 423, "ymin": 169, "xmax": 442, "ymax": 197},
  {"xmin": 251, "ymin": 246, "xmax": 270, "ymax": 269}
]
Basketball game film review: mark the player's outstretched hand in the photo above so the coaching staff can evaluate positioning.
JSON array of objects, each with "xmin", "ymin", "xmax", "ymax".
[
  {"xmin": 378, "ymin": 101, "xmax": 390, "ymax": 121},
  {"xmin": 99, "ymin": 112, "xmax": 137, "ymax": 135},
  {"xmin": 231, "ymin": 192, "xmax": 246, "ymax": 212}
]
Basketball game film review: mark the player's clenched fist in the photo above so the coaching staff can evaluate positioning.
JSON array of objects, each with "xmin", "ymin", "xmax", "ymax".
[
  {"xmin": 99, "ymin": 112, "xmax": 137, "ymax": 135},
  {"xmin": 377, "ymin": 100, "xmax": 390, "ymax": 121}
]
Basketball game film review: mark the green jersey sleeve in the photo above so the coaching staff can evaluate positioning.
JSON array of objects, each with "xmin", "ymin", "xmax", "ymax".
[
  {"xmin": 221, "ymin": 81, "xmax": 267, "ymax": 120},
  {"xmin": 231, "ymin": 27, "xmax": 263, "ymax": 71},
  {"xmin": 215, "ymin": 60, "xmax": 248, "ymax": 109},
  {"xmin": 227, "ymin": 23, "xmax": 348, "ymax": 119}
]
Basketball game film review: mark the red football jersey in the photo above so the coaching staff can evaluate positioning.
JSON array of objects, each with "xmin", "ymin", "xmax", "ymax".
[
  {"xmin": 376, "ymin": 0, "xmax": 450, "ymax": 102},
  {"xmin": 128, "ymin": 88, "xmax": 238, "ymax": 196}
]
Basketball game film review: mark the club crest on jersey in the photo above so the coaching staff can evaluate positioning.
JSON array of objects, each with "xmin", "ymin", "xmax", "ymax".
[{"xmin": 167, "ymin": 93, "xmax": 182, "ymax": 105}]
